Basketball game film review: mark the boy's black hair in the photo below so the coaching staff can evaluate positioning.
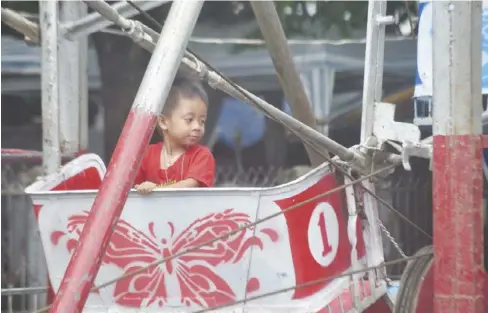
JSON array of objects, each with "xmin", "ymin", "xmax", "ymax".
[{"xmin": 161, "ymin": 76, "xmax": 209, "ymax": 116}]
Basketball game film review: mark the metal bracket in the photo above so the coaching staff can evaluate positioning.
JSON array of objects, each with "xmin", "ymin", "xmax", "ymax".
[
  {"xmin": 359, "ymin": 100, "xmax": 432, "ymax": 172},
  {"xmin": 373, "ymin": 101, "xmax": 421, "ymax": 145},
  {"xmin": 387, "ymin": 140, "xmax": 432, "ymax": 171},
  {"xmin": 401, "ymin": 141, "xmax": 432, "ymax": 171},
  {"xmin": 124, "ymin": 20, "xmax": 151, "ymax": 45},
  {"xmin": 376, "ymin": 15, "xmax": 396, "ymax": 26}
]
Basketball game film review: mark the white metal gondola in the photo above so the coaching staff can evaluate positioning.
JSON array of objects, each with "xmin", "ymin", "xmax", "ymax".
[{"xmin": 1, "ymin": 1, "xmax": 486, "ymax": 313}]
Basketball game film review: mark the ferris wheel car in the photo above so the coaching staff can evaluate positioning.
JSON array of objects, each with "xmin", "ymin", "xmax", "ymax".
[{"xmin": 25, "ymin": 153, "xmax": 390, "ymax": 313}]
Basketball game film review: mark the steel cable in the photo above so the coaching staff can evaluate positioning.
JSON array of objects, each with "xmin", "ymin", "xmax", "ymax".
[{"xmin": 192, "ymin": 252, "xmax": 432, "ymax": 313}]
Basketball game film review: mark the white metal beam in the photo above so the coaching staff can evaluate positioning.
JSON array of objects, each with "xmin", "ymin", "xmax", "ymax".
[
  {"xmin": 59, "ymin": 1, "xmax": 85, "ymax": 155},
  {"xmin": 39, "ymin": 0, "xmax": 61, "ymax": 174},
  {"xmin": 79, "ymin": 3, "xmax": 89, "ymax": 153},
  {"xmin": 360, "ymin": 0, "xmax": 388, "ymax": 143}
]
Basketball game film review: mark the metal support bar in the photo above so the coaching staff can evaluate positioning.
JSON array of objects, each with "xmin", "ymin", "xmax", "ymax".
[
  {"xmin": 432, "ymin": 2, "xmax": 485, "ymax": 313},
  {"xmin": 48, "ymin": 2, "xmax": 204, "ymax": 313},
  {"xmin": 359, "ymin": 0, "xmax": 389, "ymax": 297},
  {"xmin": 1, "ymin": 7, "xmax": 39, "ymax": 42},
  {"xmin": 82, "ymin": 0, "xmax": 158, "ymax": 52},
  {"xmin": 360, "ymin": 0, "xmax": 387, "ymax": 143},
  {"xmin": 39, "ymin": 1, "xmax": 60, "ymax": 174},
  {"xmin": 82, "ymin": 0, "xmax": 132, "ymax": 30},
  {"xmin": 78, "ymin": 3, "xmax": 89, "ymax": 153},
  {"xmin": 250, "ymin": 1, "xmax": 327, "ymax": 167},
  {"xmin": 59, "ymin": 1, "xmax": 85, "ymax": 155},
  {"xmin": 63, "ymin": 0, "xmax": 168, "ymax": 39}
]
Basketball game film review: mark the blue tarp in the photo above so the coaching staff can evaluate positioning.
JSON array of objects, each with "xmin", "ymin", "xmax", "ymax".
[
  {"xmin": 415, "ymin": 0, "xmax": 488, "ymax": 97},
  {"xmin": 216, "ymin": 98, "xmax": 295, "ymax": 148},
  {"xmin": 216, "ymin": 97, "xmax": 267, "ymax": 148}
]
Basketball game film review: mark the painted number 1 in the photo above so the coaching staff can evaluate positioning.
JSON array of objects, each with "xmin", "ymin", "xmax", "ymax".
[{"xmin": 318, "ymin": 211, "xmax": 333, "ymax": 256}]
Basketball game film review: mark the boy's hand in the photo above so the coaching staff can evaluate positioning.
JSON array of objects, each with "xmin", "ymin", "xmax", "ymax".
[{"xmin": 134, "ymin": 181, "xmax": 158, "ymax": 194}]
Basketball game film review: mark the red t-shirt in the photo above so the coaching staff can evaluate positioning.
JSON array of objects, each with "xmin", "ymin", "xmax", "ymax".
[{"xmin": 134, "ymin": 143, "xmax": 215, "ymax": 187}]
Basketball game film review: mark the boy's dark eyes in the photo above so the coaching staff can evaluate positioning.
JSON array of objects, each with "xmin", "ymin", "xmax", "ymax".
[{"xmin": 184, "ymin": 118, "xmax": 205, "ymax": 122}]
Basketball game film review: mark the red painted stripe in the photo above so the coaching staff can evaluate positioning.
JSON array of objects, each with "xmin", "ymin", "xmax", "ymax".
[
  {"xmin": 432, "ymin": 135, "xmax": 485, "ymax": 313},
  {"xmin": 49, "ymin": 108, "xmax": 156, "ymax": 313}
]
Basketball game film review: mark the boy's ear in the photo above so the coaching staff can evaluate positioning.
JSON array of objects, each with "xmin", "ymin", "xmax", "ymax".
[{"xmin": 158, "ymin": 115, "xmax": 169, "ymax": 130}]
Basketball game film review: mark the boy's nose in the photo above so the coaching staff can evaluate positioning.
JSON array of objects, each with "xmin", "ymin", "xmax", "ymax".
[{"xmin": 192, "ymin": 122, "xmax": 203, "ymax": 131}]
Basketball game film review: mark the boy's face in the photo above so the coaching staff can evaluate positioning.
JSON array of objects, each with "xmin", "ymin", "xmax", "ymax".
[{"xmin": 160, "ymin": 97, "xmax": 207, "ymax": 147}]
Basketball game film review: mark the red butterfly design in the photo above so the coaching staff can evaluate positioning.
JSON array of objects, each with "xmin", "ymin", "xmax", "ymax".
[{"xmin": 51, "ymin": 208, "xmax": 279, "ymax": 308}]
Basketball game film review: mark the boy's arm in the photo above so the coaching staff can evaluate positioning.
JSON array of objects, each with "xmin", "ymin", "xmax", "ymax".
[{"xmin": 165, "ymin": 178, "xmax": 200, "ymax": 188}]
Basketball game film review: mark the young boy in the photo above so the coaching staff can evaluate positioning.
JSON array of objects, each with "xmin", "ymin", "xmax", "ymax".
[{"xmin": 134, "ymin": 78, "xmax": 215, "ymax": 193}]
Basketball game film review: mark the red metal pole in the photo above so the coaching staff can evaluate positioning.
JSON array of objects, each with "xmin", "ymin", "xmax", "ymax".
[
  {"xmin": 432, "ymin": 2, "xmax": 485, "ymax": 313},
  {"xmin": 48, "ymin": 2, "xmax": 204, "ymax": 313}
]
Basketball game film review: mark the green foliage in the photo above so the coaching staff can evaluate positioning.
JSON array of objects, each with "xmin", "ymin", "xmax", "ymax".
[
  {"xmin": 1, "ymin": 0, "xmax": 418, "ymax": 37},
  {"xmin": 1, "ymin": 0, "xmax": 418, "ymax": 52},
  {"xmin": 1, "ymin": 1, "xmax": 38, "ymax": 12},
  {"xmin": 232, "ymin": 1, "xmax": 418, "ymax": 53},
  {"xmin": 271, "ymin": 1, "xmax": 417, "ymax": 38},
  {"xmin": 274, "ymin": 1, "xmax": 369, "ymax": 39}
]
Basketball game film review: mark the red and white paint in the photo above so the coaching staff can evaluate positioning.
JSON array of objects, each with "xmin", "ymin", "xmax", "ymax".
[
  {"xmin": 431, "ymin": 2, "xmax": 486, "ymax": 312},
  {"xmin": 26, "ymin": 153, "xmax": 388, "ymax": 312},
  {"xmin": 50, "ymin": 209, "xmax": 279, "ymax": 308},
  {"xmin": 307, "ymin": 202, "xmax": 340, "ymax": 267},
  {"xmin": 432, "ymin": 135, "xmax": 485, "ymax": 312},
  {"xmin": 48, "ymin": 108, "xmax": 157, "ymax": 313}
]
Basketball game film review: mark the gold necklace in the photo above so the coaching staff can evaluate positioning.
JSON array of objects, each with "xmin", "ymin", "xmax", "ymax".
[
  {"xmin": 163, "ymin": 145, "xmax": 178, "ymax": 168},
  {"xmin": 162, "ymin": 145, "xmax": 185, "ymax": 185}
]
